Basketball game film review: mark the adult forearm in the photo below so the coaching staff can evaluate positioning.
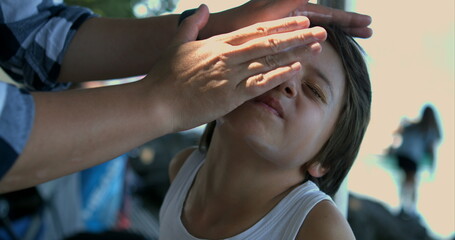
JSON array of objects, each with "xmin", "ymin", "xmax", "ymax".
[
  {"xmin": 57, "ymin": 0, "xmax": 372, "ymax": 84},
  {"xmin": 0, "ymin": 80, "xmax": 169, "ymax": 192},
  {"xmin": 0, "ymin": 11, "xmax": 328, "ymax": 193},
  {"xmin": 58, "ymin": 15, "xmax": 180, "ymax": 83}
]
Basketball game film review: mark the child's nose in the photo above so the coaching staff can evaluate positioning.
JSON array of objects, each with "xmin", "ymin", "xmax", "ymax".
[{"xmin": 279, "ymin": 78, "xmax": 299, "ymax": 98}]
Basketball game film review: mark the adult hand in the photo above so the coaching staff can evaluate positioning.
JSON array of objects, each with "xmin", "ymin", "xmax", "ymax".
[
  {"xmin": 143, "ymin": 5, "xmax": 326, "ymax": 132},
  {"xmin": 201, "ymin": 0, "xmax": 372, "ymax": 39},
  {"xmin": 289, "ymin": 3, "xmax": 372, "ymax": 38}
]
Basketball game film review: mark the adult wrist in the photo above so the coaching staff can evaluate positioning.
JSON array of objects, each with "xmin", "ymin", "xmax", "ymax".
[{"xmin": 135, "ymin": 78, "xmax": 177, "ymax": 136}]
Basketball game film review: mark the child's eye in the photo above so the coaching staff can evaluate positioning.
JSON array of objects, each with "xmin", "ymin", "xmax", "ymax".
[
  {"xmin": 303, "ymin": 82, "xmax": 326, "ymax": 104},
  {"xmin": 306, "ymin": 83, "xmax": 322, "ymax": 98}
]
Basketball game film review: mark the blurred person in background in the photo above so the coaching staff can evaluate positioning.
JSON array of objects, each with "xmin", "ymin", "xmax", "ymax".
[{"xmin": 388, "ymin": 104, "xmax": 442, "ymax": 217}]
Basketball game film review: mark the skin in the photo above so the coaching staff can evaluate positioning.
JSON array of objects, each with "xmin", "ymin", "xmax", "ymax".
[
  {"xmin": 204, "ymin": 1, "xmax": 372, "ymax": 40},
  {"xmin": 0, "ymin": 0, "xmax": 372, "ymax": 193},
  {"xmin": 0, "ymin": 13, "xmax": 324, "ymax": 193},
  {"xmin": 58, "ymin": 1, "xmax": 372, "ymax": 83},
  {"xmin": 169, "ymin": 41, "xmax": 354, "ymax": 239}
]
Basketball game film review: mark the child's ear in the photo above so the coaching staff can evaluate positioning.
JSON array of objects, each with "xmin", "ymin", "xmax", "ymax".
[{"xmin": 307, "ymin": 162, "xmax": 328, "ymax": 178}]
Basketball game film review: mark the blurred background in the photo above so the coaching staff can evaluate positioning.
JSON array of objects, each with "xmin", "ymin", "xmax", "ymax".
[{"xmin": 1, "ymin": 0, "xmax": 452, "ymax": 239}]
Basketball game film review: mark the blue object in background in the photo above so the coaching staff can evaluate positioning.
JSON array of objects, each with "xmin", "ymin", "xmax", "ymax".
[
  {"xmin": 80, "ymin": 154, "xmax": 127, "ymax": 232},
  {"xmin": 0, "ymin": 215, "xmax": 43, "ymax": 240}
]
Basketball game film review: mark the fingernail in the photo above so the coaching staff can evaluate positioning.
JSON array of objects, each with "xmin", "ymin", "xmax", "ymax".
[
  {"xmin": 290, "ymin": 62, "xmax": 302, "ymax": 71},
  {"xmin": 309, "ymin": 42, "xmax": 322, "ymax": 54},
  {"xmin": 362, "ymin": 15, "xmax": 373, "ymax": 25},
  {"xmin": 312, "ymin": 27, "xmax": 327, "ymax": 40},
  {"xmin": 294, "ymin": 16, "xmax": 310, "ymax": 26}
]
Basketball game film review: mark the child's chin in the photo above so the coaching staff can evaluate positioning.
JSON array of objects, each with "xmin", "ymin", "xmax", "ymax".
[{"xmin": 244, "ymin": 134, "xmax": 282, "ymax": 155}]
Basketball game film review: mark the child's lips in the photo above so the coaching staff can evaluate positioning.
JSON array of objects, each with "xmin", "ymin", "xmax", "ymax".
[{"xmin": 254, "ymin": 95, "xmax": 284, "ymax": 119}]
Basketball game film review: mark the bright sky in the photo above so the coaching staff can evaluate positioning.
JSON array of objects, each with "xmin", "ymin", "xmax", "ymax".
[
  {"xmin": 172, "ymin": 0, "xmax": 454, "ymax": 238},
  {"xmin": 351, "ymin": 1, "xmax": 454, "ymax": 238}
]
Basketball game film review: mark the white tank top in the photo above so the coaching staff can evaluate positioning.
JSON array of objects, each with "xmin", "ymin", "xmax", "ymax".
[{"xmin": 159, "ymin": 150, "xmax": 332, "ymax": 240}]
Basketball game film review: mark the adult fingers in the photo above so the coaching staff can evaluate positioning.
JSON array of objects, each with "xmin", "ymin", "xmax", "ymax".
[
  {"xmin": 174, "ymin": 4, "xmax": 210, "ymax": 44},
  {"xmin": 297, "ymin": 3, "xmax": 372, "ymax": 28},
  {"xmin": 219, "ymin": 16, "xmax": 311, "ymax": 45},
  {"xmin": 234, "ymin": 42, "xmax": 321, "ymax": 81},
  {"xmin": 238, "ymin": 61, "xmax": 302, "ymax": 99},
  {"xmin": 342, "ymin": 27, "xmax": 373, "ymax": 38},
  {"xmin": 226, "ymin": 26, "xmax": 327, "ymax": 65},
  {"xmin": 260, "ymin": 0, "xmax": 309, "ymax": 19},
  {"xmin": 239, "ymin": 0, "xmax": 309, "ymax": 24}
]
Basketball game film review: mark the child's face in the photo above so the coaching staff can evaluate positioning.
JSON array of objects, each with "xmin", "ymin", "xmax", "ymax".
[{"xmin": 217, "ymin": 41, "xmax": 346, "ymax": 169}]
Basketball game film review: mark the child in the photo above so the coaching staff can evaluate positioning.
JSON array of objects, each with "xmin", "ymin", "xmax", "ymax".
[{"xmin": 159, "ymin": 23, "xmax": 371, "ymax": 240}]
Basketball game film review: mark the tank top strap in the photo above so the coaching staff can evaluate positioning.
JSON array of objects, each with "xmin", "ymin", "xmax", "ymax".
[
  {"xmin": 227, "ymin": 181, "xmax": 332, "ymax": 240},
  {"xmin": 171, "ymin": 149, "xmax": 205, "ymax": 190},
  {"xmin": 159, "ymin": 149, "xmax": 205, "ymax": 240},
  {"xmin": 279, "ymin": 181, "xmax": 332, "ymax": 239}
]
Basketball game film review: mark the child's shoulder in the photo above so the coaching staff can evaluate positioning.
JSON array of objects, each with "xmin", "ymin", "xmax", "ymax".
[
  {"xmin": 296, "ymin": 200, "xmax": 356, "ymax": 240},
  {"xmin": 168, "ymin": 146, "xmax": 198, "ymax": 182}
]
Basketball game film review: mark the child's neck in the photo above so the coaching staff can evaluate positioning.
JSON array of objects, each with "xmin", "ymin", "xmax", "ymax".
[{"xmin": 181, "ymin": 131, "xmax": 305, "ymax": 238}]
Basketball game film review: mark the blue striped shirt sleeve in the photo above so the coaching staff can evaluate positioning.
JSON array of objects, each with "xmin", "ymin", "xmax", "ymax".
[
  {"xmin": 0, "ymin": 0, "xmax": 96, "ymax": 179},
  {"xmin": 0, "ymin": 82, "xmax": 35, "ymax": 179},
  {"xmin": 0, "ymin": 0, "xmax": 96, "ymax": 91}
]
